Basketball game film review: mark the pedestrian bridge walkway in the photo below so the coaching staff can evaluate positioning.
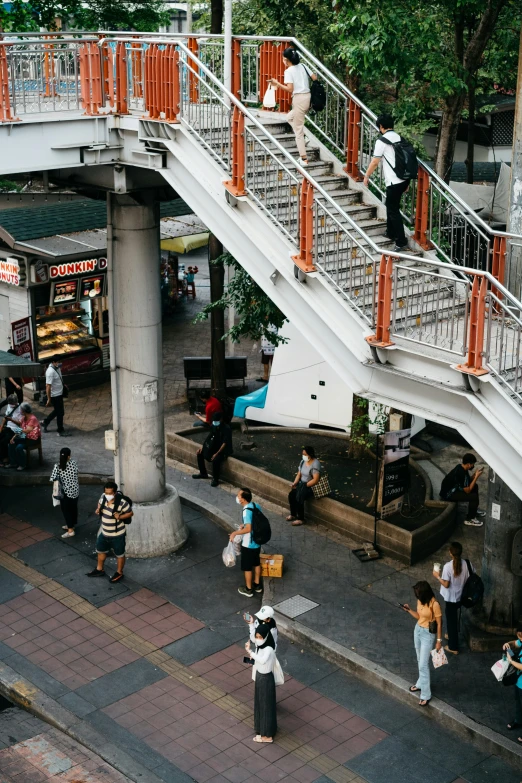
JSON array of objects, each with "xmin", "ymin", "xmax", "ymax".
[{"xmin": 1, "ymin": 33, "xmax": 522, "ymax": 495}]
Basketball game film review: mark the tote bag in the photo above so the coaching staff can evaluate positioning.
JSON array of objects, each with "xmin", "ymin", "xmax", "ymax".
[{"xmin": 312, "ymin": 472, "xmax": 331, "ymax": 499}]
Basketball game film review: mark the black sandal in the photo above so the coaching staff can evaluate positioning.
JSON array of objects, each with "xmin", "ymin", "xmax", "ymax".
[
  {"xmin": 409, "ymin": 686, "xmax": 420, "ymax": 693},
  {"xmin": 419, "ymin": 699, "xmax": 431, "ymax": 706},
  {"xmin": 507, "ymin": 722, "xmax": 521, "ymax": 730}
]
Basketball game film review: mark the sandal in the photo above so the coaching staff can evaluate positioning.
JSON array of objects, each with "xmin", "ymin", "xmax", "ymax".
[
  {"xmin": 507, "ymin": 722, "xmax": 521, "ymax": 730},
  {"xmin": 253, "ymin": 736, "xmax": 273, "ymax": 743},
  {"xmin": 419, "ymin": 699, "xmax": 431, "ymax": 707},
  {"xmin": 409, "ymin": 686, "xmax": 420, "ymax": 693},
  {"xmin": 286, "ymin": 515, "xmax": 296, "ymax": 522},
  {"xmin": 291, "ymin": 519, "xmax": 304, "ymax": 526}
]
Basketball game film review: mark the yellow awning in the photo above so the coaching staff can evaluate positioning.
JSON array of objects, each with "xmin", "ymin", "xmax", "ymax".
[{"xmin": 161, "ymin": 232, "xmax": 210, "ymax": 254}]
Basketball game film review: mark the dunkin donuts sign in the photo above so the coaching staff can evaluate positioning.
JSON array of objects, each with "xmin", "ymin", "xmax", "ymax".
[{"xmin": 49, "ymin": 257, "xmax": 107, "ymax": 279}]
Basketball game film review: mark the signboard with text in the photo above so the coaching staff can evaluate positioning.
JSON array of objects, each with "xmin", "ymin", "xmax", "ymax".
[
  {"xmin": 0, "ymin": 258, "xmax": 21, "ymax": 286},
  {"xmin": 378, "ymin": 428, "xmax": 411, "ymax": 517},
  {"xmin": 11, "ymin": 316, "xmax": 34, "ymax": 361},
  {"xmin": 49, "ymin": 257, "xmax": 107, "ymax": 279}
]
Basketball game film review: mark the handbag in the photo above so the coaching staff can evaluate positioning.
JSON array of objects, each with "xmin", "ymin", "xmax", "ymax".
[
  {"xmin": 427, "ymin": 598, "xmax": 437, "ymax": 635},
  {"xmin": 430, "ymin": 647, "xmax": 448, "ymax": 668},
  {"xmin": 52, "ymin": 366, "xmax": 69, "ymax": 398},
  {"xmin": 263, "ymin": 85, "xmax": 276, "ymax": 109},
  {"xmin": 312, "ymin": 472, "xmax": 331, "ymax": 499},
  {"xmin": 273, "ymin": 657, "xmax": 285, "ymax": 686}
]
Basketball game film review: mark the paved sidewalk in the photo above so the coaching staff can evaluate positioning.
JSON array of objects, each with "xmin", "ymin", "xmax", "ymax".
[
  {"xmin": 0, "ymin": 488, "xmax": 520, "ymax": 783},
  {"xmin": 0, "ymin": 701, "xmax": 133, "ymax": 782}
]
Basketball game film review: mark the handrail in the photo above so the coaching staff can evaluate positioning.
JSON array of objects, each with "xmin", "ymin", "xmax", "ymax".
[{"xmin": 0, "ymin": 37, "xmax": 99, "ymax": 45}]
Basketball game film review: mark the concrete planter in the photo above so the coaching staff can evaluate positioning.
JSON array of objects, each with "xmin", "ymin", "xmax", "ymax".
[{"xmin": 166, "ymin": 429, "xmax": 456, "ymax": 565}]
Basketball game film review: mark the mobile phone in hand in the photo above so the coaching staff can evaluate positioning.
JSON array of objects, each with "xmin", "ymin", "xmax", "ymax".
[
  {"xmin": 243, "ymin": 656, "xmax": 254, "ymax": 665},
  {"xmin": 243, "ymin": 612, "xmax": 252, "ymax": 622},
  {"xmin": 398, "ymin": 603, "xmax": 406, "ymax": 609}
]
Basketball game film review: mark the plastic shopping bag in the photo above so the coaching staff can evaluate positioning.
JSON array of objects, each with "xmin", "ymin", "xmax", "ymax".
[
  {"xmin": 263, "ymin": 86, "xmax": 276, "ymax": 109},
  {"xmin": 222, "ymin": 541, "xmax": 236, "ymax": 568},
  {"xmin": 430, "ymin": 647, "xmax": 448, "ymax": 669},
  {"xmin": 491, "ymin": 656, "xmax": 510, "ymax": 682}
]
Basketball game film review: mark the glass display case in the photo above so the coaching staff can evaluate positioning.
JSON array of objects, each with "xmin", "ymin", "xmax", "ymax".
[{"xmin": 36, "ymin": 304, "xmax": 98, "ymax": 362}]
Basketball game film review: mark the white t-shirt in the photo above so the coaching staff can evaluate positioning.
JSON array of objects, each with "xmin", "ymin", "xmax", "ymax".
[
  {"xmin": 284, "ymin": 64, "xmax": 310, "ymax": 95},
  {"xmin": 439, "ymin": 559, "xmax": 471, "ymax": 603},
  {"xmin": 373, "ymin": 130, "xmax": 404, "ymax": 187},
  {"xmin": 45, "ymin": 364, "xmax": 64, "ymax": 397}
]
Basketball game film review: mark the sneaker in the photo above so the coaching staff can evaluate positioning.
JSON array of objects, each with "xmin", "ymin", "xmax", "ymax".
[
  {"xmin": 393, "ymin": 243, "xmax": 408, "ymax": 252},
  {"xmin": 238, "ymin": 585, "xmax": 254, "ymax": 598},
  {"xmin": 192, "ymin": 473, "xmax": 209, "ymax": 480},
  {"xmin": 464, "ymin": 518, "xmax": 483, "ymax": 527},
  {"xmin": 253, "ymin": 583, "xmax": 263, "ymax": 593},
  {"xmin": 16, "ymin": 466, "xmax": 24, "ymax": 471},
  {"xmin": 61, "ymin": 531, "xmax": 75, "ymax": 538},
  {"xmin": 109, "ymin": 572, "xmax": 124, "ymax": 583},
  {"xmin": 298, "ymin": 157, "xmax": 308, "ymax": 167},
  {"xmin": 211, "ymin": 479, "xmax": 219, "ymax": 487},
  {"xmin": 62, "ymin": 526, "xmax": 68, "ymax": 530},
  {"xmin": 476, "ymin": 509, "xmax": 486, "ymax": 517},
  {"xmin": 86, "ymin": 568, "xmax": 106, "ymax": 577}
]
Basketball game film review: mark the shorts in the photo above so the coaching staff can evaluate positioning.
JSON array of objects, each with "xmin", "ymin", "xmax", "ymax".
[
  {"xmin": 261, "ymin": 352, "xmax": 274, "ymax": 365},
  {"xmin": 96, "ymin": 532, "xmax": 126, "ymax": 558},
  {"xmin": 241, "ymin": 545, "xmax": 261, "ymax": 572}
]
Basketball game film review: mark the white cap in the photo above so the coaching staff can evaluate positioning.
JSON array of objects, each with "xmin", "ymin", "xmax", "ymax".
[{"xmin": 255, "ymin": 606, "xmax": 275, "ymax": 621}]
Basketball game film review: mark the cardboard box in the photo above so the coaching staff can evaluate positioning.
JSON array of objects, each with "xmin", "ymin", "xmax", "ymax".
[{"xmin": 260, "ymin": 553, "xmax": 284, "ymax": 578}]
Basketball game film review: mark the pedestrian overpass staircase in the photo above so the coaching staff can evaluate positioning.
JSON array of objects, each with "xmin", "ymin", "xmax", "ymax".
[{"xmin": 1, "ymin": 33, "xmax": 522, "ymax": 495}]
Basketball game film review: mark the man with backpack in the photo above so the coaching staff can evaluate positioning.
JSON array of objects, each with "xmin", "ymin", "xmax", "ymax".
[
  {"xmin": 363, "ymin": 114, "xmax": 417, "ymax": 252},
  {"xmin": 439, "ymin": 453, "xmax": 485, "ymax": 527},
  {"xmin": 192, "ymin": 412, "xmax": 233, "ymax": 487},
  {"xmin": 87, "ymin": 480, "xmax": 133, "ymax": 583},
  {"xmin": 229, "ymin": 488, "xmax": 271, "ymax": 597}
]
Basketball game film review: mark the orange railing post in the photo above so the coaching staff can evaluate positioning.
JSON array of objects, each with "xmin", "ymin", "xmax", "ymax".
[
  {"xmin": 365, "ymin": 254, "xmax": 395, "ymax": 347},
  {"xmin": 115, "ymin": 41, "xmax": 128, "ymax": 114},
  {"xmin": 456, "ymin": 275, "xmax": 488, "ymax": 376},
  {"xmin": 259, "ymin": 41, "xmax": 291, "ymax": 113},
  {"xmin": 491, "ymin": 235, "xmax": 507, "ymax": 303},
  {"xmin": 162, "ymin": 44, "xmax": 180, "ymax": 123},
  {"xmin": 413, "ymin": 166, "xmax": 432, "ymax": 250},
  {"xmin": 145, "ymin": 43, "xmax": 160, "ymax": 119},
  {"xmin": 345, "ymin": 98, "xmax": 362, "ymax": 181},
  {"xmin": 131, "ymin": 41, "xmax": 143, "ymax": 100},
  {"xmin": 224, "ymin": 105, "xmax": 246, "ymax": 197},
  {"xmin": 291, "ymin": 178, "xmax": 316, "ymax": 273},
  {"xmin": 79, "ymin": 42, "xmax": 102, "ymax": 116},
  {"xmin": 231, "ymin": 38, "xmax": 241, "ymax": 100},
  {"xmin": 0, "ymin": 46, "xmax": 15, "ymax": 122},
  {"xmin": 188, "ymin": 36, "xmax": 199, "ymax": 103}
]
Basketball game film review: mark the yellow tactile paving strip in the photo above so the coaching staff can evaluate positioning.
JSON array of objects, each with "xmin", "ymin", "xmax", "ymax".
[{"xmin": 0, "ymin": 550, "xmax": 368, "ymax": 783}]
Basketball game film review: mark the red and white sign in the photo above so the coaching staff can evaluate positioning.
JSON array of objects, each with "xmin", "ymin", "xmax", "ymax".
[
  {"xmin": 50, "ymin": 257, "xmax": 107, "ymax": 279},
  {"xmin": 11, "ymin": 316, "xmax": 34, "ymax": 360},
  {"xmin": 0, "ymin": 258, "xmax": 20, "ymax": 286}
]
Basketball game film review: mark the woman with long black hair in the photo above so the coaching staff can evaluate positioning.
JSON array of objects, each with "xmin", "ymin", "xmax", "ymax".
[
  {"xmin": 269, "ymin": 47, "xmax": 316, "ymax": 167},
  {"xmin": 50, "ymin": 447, "xmax": 79, "ymax": 538},
  {"xmin": 433, "ymin": 541, "xmax": 471, "ymax": 655},
  {"xmin": 401, "ymin": 580, "xmax": 442, "ymax": 706},
  {"xmin": 245, "ymin": 624, "xmax": 277, "ymax": 743}
]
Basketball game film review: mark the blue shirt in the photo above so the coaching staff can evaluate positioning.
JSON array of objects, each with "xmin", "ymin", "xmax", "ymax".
[
  {"xmin": 509, "ymin": 640, "xmax": 522, "ymax": 689},
  {"xmin": 241, "ymin": 502, "xmax": 261, "ymax": 549}
]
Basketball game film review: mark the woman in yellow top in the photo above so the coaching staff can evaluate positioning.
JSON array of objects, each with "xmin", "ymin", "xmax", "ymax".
[{"xmin": 402, "ymin": 581, "xmax": 442, "ymax": 706}]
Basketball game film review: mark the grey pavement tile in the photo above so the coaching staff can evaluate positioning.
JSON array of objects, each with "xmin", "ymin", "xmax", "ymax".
[
  {"xmin": 84, "ymin": 709, "xmax": 191, "ymax": 777},
  {"xmin": 164, "ymin": 627, "xmax": 233, "ymax": 665},
  {"xmin": 58, "ymin": 691, "xmax": 97, "ymax": 718},
  {"xmin": 0, "ymin": 707, "xmax": 47, "ymax": 745},
  {"xmin": 14, "ymin": 538, "xmax": 77, "ymax": 568},
  {"xmin": 206, "ymin": 611, "xmax": 256, "ymax": 645},
  {"xmin": 178, "ymin": 515, "xmax": 232, "ymax": 565},
  {"xmin": 124, "ymin": 552, "xmax": 197, "ymax": 585},
  {"xmin": 1, "ymin": 484, "xmax": 102, "ymax": 534},
  {"xmin": 394, "ymin": 715, "xmax": 488, "ymax": 774},
  {"xmin": 75, "ymin": 658, "xmax": 168, "ymax": 708},
  {"xmin": 0, "ymin": 565, "xmax": 31, "ymax": 605},
  {"xmin": 312, "ymin": 670, "xmax": 418, "ymax": 733},
  {"xmin": 0, "ymin": 640, "xmax": 15, "ymax": 660},
  {"xmin": 346, "ymin": 735, "xmax": 456, "ymax": 783},
  {"xmin": 54, "ymin": 568, "xmax": 132, "ymax": 606},
  {"xmin": 154, "ymin": 762, "xmax": 198, "ymax": 783},
  {"xmin": 4, "ymin": 652, "xmax": 70, "ymax": 700},
  {"xmin": 276, "ymin": 637, "xmax": 338, "ymax": 686},
  {"xmin": 462, "ymin": 755, "xmax": 522, "ymax": 783}
]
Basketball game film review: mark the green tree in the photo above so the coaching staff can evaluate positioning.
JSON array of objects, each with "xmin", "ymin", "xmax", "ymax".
[
  {"xmin": 0, "ymin": 0, "xmax": 168, "ymax": 31},
  {"xmin": 194, "ymin": 253, "xmax": 288, "ymax": 346}
]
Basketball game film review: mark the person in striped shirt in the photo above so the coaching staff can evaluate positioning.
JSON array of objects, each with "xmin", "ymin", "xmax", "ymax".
[{"xmin": 86, "ymin": 481, "xmax": 133, "ymax": 583}]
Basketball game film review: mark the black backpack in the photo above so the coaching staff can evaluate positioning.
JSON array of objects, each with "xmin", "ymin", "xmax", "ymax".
[
  {"xmin": 440, "ymin": 465, "xmax": 460, "ymax": 501},
  {"xmin": 460, "ymin": 559, "xmax": 484, "ymax": 609},
  {"xmin": 100, "ymin": 491, "xmax": 133, "ymax": 524},
  {"xmin": 304, "ymin": 66, "xmax": 326, "ymax": 112},
  {"xmin": 379, "ymin": 134, "xmax": 418, "ymax": 180},
  {"xmin": 249, "ymin": 504, "xmax": 271, "ymax": 545}
]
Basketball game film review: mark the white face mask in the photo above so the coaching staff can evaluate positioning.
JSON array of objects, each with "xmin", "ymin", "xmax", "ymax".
[
  {"xmin": 104, "ymin": 493, "xmax": 114, "ymax": 501},
  {"xmin": 302, "ymin": 454, "xmax": 308, "ymax": 461},
  {"xmin": 236, "ymin": 496, "xmax": 241, "ymax": 505}
]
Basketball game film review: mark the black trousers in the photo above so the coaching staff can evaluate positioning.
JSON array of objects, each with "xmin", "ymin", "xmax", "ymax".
[
  {"xmin": 514, "ymin": 687, "xmax": 522, "ymax": 725},
  {"xmin": 0, "ymin": 428, "xmax": 13, "ymax": 461},
  {"xmin": 445, "ymin": 600, "xmax": 461, "ymax": 652},
  {"xmin": 288, "ymin": 484, "xmax": 314, "ymax": 521},
  {"xmin": 450, "ymin": 484, "xmax": 479, "ymax": 520},
  {"xmin": 197, "ymin": 451, "xmax": 226, "ymax": 481},
  {"xmin": 60, "ymin": 496, "xmax": 78, "ymax": 529},
  {"xmin": 385, "ymin": 181, "xmax": 409, "ymax": 245},
  {"xmin": 43, "ymin": 395, "xmax": 64, "ymax": 432}
]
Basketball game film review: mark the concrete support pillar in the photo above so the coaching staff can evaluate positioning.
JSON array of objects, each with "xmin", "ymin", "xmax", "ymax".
[
  {"xmin": 476, "ymin": 468, "xmax": 522, "ymax": 633},
  {"xmin": 108, "ymin": 192, "xmax": 187, "ymax": 557}
]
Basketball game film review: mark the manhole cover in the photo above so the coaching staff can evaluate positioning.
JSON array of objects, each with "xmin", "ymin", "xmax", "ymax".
[{"xmin": 274, "ymin": 595, "xmax": 319, "ymax": 619}]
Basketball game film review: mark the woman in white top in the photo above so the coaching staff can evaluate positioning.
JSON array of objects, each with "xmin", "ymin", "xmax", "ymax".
[
  {"xmin": 269, "ymin": 48, "xmax": 316, "ymax": 166},
  {"xmin": 247, "ymin": 605, "xmax": 278, "ymax": 649},
  {"xmin": 245, "ymin": 624, "xmax": 277, "ymax": 743},
  {"xmin": 432, "ymin": 541, "xmax": 471, "ymax": 655}
]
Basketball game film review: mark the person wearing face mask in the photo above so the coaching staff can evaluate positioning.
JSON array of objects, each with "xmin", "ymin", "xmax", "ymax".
[
  {"xmin": 50, "ymin": 447, "xmax": 79, "ymax": 538},
  {"xmin": 246, "ymin": 606, "xmax": 278, "ymax": 648},
  {"xmin": 0, "ymin": 394, "xmax": 23, "ymax": 466},
  {"xmin": 287, "ymin": 445, "xmax": 321, "ymax": 526},
  {"xmin": 87, "ymin": 481, "xmax": 133, "ymax": 583},
  {"xmin": 245, "ymin": 623, "xmax": 277, "ymax": 743},
  {"xmin": 230, "ymin": 488, "xmax": 263, "ymax": 597},
  {"xmin": 192, "ymin": 412, "xmax": 233, "ymax": 487}
]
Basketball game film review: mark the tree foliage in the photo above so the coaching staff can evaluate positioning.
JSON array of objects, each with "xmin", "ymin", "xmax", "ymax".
[
  {"xmin": 0, "ymin": 0, "xmax": 168, "ymax": 31},
  {"xmin": 194, "ymin": 253, "xmax": 288, "ymax": 346}
]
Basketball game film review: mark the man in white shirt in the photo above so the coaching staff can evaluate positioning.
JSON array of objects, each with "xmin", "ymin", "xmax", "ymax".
[
  {"xmin": 363, "ymin": 113, "xmax": 409, "ymax": 251},
  {"xmin": 42, "ymin": 355, "xmax": 69, "ymax": 436}
]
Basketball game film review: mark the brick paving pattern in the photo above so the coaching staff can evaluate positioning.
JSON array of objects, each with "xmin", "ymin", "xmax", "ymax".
[{"xmin": 0, "ymin": 515, "xmax": 51, "ymax": 555}]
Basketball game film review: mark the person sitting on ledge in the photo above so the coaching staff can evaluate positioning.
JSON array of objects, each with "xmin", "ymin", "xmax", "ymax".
[{"xmin": 439, "ymin": 453, "xmax": 486, "ymax": 527}]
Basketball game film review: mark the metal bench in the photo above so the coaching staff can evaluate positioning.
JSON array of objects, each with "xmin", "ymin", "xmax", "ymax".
[{"xmin": 183, "ymin": 356, "xmax": 248, "ymax": 393}]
